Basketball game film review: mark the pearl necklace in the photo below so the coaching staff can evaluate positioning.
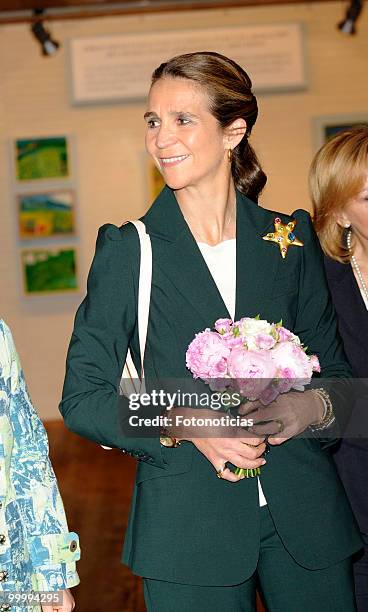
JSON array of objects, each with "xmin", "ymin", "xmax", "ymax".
[{"xmin": 347, "ymin": 230, "xmax": 368, "ymax": 306}]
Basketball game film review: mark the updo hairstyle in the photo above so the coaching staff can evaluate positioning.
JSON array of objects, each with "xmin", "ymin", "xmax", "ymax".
[{"xmin": 151, "ymin": 51, "xmax": 267, "ymax": 202}]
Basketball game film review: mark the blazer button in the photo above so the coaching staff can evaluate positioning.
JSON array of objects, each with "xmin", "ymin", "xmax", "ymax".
[
  {"xmin": 0, "ymin": 535, "xmax": 6, "ymax": 545},
  {"xmin": 0, "ymin": 569, "xmax": 8, "ymax": 581},
  {"xmin": 69, "ymin": 540, "xmax": 78, "ymax": 553}
]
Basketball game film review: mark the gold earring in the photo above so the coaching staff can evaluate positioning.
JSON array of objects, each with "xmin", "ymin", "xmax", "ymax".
[{"xmin": 228, "ymin": 148, "xmax": 232, "ymax": 163}]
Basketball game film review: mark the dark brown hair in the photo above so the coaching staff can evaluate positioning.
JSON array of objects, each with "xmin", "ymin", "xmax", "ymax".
[
  {"xmin": 309, "ymin": 126, "xmax": 368, "ymax": 263},
  {"xmin": 151, "ymin": 51, "xmax": 267, "ymax": 202}
]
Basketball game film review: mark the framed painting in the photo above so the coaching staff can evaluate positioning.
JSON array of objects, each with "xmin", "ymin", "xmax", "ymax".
[
  {"xmin": 21, "ymin": 246, "xmax": 78, "ymax": 295},
  {"xmin": 147, "ymin": 160, "xmax": 165, "ymax": 202},
  {"xmin": 17, "ymin": 190, "xmax": 76, "ymax": 240},
  {"xmin": 14, "ymin": 136, "xmax": 70, "ymax": 181},
  {"xmin": 313, "ymin": 114, "xmax": 368, "ymax": 149}
]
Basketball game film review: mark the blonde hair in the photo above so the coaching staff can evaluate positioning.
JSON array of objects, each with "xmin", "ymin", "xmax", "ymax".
[{"xmin": 309, "ymin": 126, "xmax": 368, "ymax": 263}]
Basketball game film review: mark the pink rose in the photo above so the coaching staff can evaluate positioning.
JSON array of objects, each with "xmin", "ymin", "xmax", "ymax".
[
  {"xmin": 215, "ymin": 318, "xmax": 233, "ymax": 335},
  {"xmin": 223, "ymin": 335, "xmax": 244, "ymax": 348},
  {"xmin": 277, "ymin": 326, "xmax": 294, "ymax": 342},
  {"xmin": 310, "ymin": 354, "xmax": 321, "ymax": 373},
  {"xmin": 255, "ymin": 333, "xmax": 276, "ymax": 350},
  {"xmin": 277, "ymin": 366, "xmax": 296, "ymax": 380},
  {"xmin": 186, "ymin": 330, "xmax": 230, "ymax": 379},
  {"xmin": 228, "ymin": 348, "xmax": 277, "ymax": 399},
  {"xmin": 271, "ymin": 341, "xmax": 313, "ymax": 390}
]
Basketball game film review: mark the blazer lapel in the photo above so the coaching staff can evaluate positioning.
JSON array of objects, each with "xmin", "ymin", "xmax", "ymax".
[
  {"xmin": 235, "ymin": 192, "xmax": 281, "ymax": 321},
  {"xmin": 143, "ymin": 187, "xmax": 281, "ymax": 328},
  {"xmin": 329, "ymin": 263, "xmax": 368, "ymax": 350},
  {"xmin": 143, "ymin": 187, "xmax": 231, "ymax": 328}
]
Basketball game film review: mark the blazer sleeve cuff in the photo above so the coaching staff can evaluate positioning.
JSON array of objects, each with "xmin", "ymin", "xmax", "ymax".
[
  {"xmin": 28, "ymin": 532, "xmax": 81, "ymax": 566},
  {"xmin": 119, "ymin": 437, "xmax": 172, "ymax": 468}
]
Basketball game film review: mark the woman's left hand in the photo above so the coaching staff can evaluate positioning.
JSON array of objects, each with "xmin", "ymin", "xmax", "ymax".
[
  {"xmin": 239, "ymin": 390, "xmax": 325, "ymax": 445},
  {"xmin": 41, "ymin": 589, "xmax": 75, "ymax": 612}
]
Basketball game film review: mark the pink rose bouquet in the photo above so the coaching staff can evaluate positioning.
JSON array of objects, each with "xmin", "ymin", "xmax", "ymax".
[
  {"xmin": 186, "ymin": 316, "xmax": 321, "ymax": 477},
  {"xmin": 186, "ymin": 316, "xmax": 320, "ymax": 403}
]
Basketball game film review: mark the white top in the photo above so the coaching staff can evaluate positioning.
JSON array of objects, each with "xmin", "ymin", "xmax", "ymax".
[
  {"xmin": 197, "ymin": 240, "xmax": 237, "ymax": 319},
  {"xmin": 197, "ymin": 239, "xmax": 267, "ymax": 506}
]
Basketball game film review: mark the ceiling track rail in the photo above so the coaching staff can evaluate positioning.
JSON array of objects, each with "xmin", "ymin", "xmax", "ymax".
[{"xmin": 0, "ymin": 0, "xmax": 336, "ymax": 25}]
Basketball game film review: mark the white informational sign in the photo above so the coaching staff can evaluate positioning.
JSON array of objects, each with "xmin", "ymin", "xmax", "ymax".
[{"xmin": 69, "ymin": 23, "xmax": 306, "ymax": 105}]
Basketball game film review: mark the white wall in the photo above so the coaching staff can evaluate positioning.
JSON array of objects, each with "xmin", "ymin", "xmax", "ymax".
[{"xmin": 1, "ymin": 2, "xmax": 368, "ymax": 418}]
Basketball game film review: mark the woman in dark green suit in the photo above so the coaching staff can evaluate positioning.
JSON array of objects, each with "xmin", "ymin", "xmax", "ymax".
[{"xmin": 60, "ymin": 52, "xmax": 361, "ymax": 611}]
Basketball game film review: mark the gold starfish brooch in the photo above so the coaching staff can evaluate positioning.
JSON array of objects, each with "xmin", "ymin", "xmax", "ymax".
[{"xmin": 262, "ymin": 217, "xmax": 304, "ymax": 259}]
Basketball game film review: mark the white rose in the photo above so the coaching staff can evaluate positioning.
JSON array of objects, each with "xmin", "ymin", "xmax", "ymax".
[{"xmin": 238, "ymin": 317, "xmax": 272, "ymax": 338}]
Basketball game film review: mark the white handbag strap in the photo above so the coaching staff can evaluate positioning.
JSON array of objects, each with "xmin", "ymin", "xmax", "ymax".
[
  {"xmin": 129, "ymin": 220, "xmax": 152, "ymax": 380},
  {"xmin": 102, "ymin": 220, "xmax": 151, "ymax": 449}
]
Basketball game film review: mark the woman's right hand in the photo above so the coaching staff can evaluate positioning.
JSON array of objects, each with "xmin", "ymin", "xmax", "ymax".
[
  {"xmin": 189, "ymin": 435, "xmax": 267, "ymax": 482},
  {"xmin": 167, "ymin": 407, "xmax": 267, "ymax": 482}
]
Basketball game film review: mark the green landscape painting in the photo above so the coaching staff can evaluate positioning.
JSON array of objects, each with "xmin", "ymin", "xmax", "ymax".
[
  {"xmin": 15, "ymin": 136, "xmax": 69, "ymax": 181},
  {"xmin": 22, "ymin": 248, "xmax": 78, "ymax": 294},
  {"xmin": 18, "ymin": 191, "xmax": 75, "ymax": 239}
]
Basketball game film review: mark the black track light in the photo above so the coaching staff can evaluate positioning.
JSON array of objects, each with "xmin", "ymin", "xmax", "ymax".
[
  {"xmin": 31, "ymin": 9, "xmax": 60, "ymax": 56},
  {"xmin": 338, "ymin": 0, "xmax": 363, "ymax": 35}
]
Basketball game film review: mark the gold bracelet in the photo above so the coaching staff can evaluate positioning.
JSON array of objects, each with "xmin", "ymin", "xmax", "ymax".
[{"xmin": 310, "ymin": 388, "xmax": 335, "ymax": 431}]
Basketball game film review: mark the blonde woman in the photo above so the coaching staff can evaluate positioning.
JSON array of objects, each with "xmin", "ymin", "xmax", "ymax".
[{"xmin": 310, "ymin": 126, "xmax": 368, "ymax": 611}]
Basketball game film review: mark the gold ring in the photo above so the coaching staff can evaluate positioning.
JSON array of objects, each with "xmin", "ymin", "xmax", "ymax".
[{"xmin": 216, "ymin": 465, "xmax": 226, "ymax": 478}]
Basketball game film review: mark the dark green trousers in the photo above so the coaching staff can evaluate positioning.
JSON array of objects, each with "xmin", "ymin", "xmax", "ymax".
[{"xmin": 143, "ymin": 506, "xmax": 356, "ymax": 612}]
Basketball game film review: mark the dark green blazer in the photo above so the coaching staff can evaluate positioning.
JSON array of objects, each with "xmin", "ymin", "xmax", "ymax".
[{"xmin": 60, "ymin": 186, "xmax": 362, "ymax": 586}]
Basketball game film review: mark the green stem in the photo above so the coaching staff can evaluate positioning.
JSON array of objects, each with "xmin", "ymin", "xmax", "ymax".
[{"xmin": 234, "ymin": 466, "xmax": 262, "ymax": 478}]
